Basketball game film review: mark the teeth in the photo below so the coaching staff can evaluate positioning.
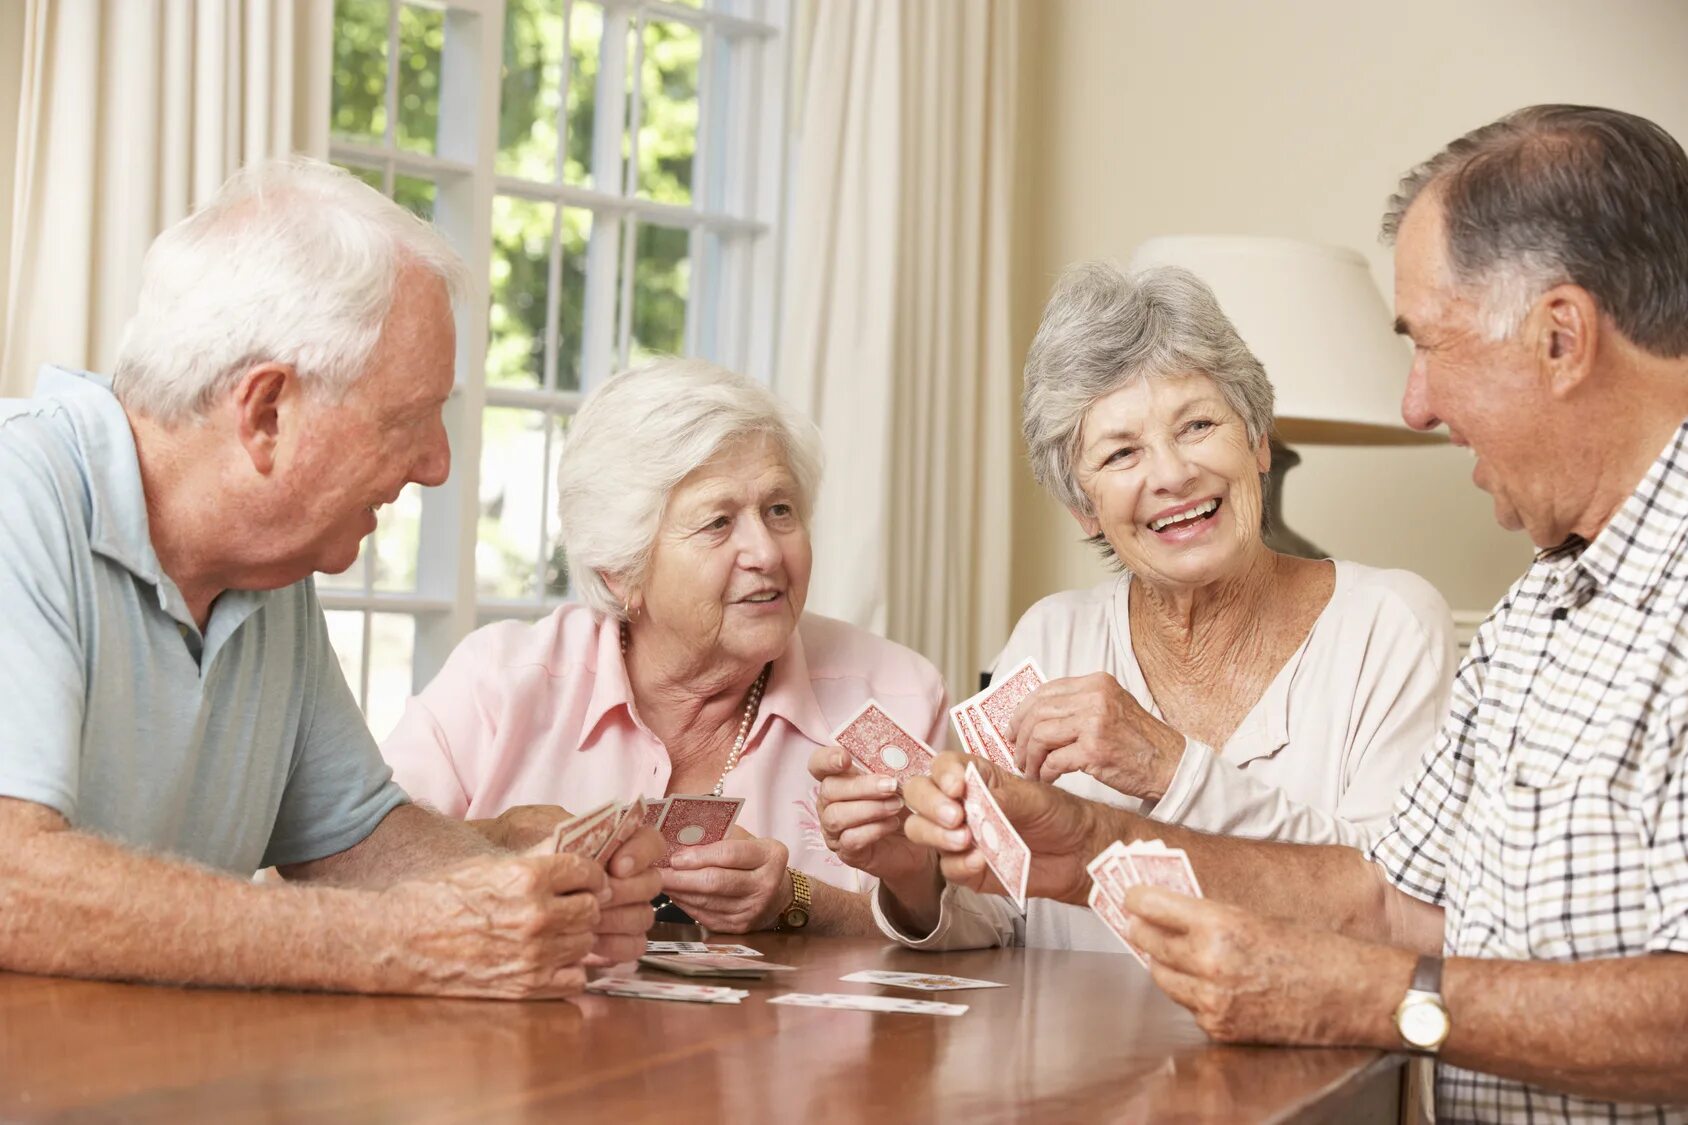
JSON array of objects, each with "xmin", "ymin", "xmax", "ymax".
[
  {"xmin": 1149, "ymin": 499, "xmax": 1219, "ymax": 532},
  {"xmin": 744, "ymin": 592, "xmax": 779, "ymax": 603}
]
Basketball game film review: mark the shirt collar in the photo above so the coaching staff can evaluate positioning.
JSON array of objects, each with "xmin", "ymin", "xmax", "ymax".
[
  {"xmin": 577, "ymin": 613, "xmax": 835, "ymax": 751},
  {"xmin": 1549, "ymin": 417, "xmax": 1688, "ymax": 610}
]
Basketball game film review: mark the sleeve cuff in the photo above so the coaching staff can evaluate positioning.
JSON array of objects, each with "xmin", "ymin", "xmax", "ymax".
[
  {"xmin": 871, "ymin": 879, "xmax": 958, "ymax": 948},
  {"xmin": 1145, "ymin": 736, "xmax": 1214, "ymax": 825}
]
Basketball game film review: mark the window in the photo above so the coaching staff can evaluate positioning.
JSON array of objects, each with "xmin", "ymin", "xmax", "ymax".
[{"xmin": 323, "ymin": 0, "xmax": 790, "ymax": 737}]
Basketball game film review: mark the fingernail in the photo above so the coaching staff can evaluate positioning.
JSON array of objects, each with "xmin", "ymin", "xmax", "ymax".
[
  {"xmin": 877, "ymin": 777, "xmax": 898, "ymax": 795},
  {"xmin": 941, "ymin": 806, "xmax": 960, "ymax": 827},
  {"xmin": 597, "ymin": 887, "xmax": 614, "ymax": 904},
  {"xmin": 884, "ymin": 797, "xmax": 905, "ymax": 813}
]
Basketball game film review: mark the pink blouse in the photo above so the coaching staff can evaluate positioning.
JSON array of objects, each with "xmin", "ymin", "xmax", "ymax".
[{"xmin": 380, "ymin": 604, "xmax": 948, "ymax": 891}]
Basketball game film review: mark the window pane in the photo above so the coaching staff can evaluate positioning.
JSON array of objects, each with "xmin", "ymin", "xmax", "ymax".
[
  {"xmin": 488, "ymin": 195, "xmax": 555, "ymax": 389},
  {"xmin": 563, "ymin": 2, "xmax": 604, "ymax": 188},
  {"xmin": 638, "ymin": 20, "xmax": 700, "ymax": 205},
  {"xmin": 543, "ymin": 414, "xmax": 571, "ymax": 597},
  {"xmin": 700, "ymin": 32, "xmax": 758, "ymax": 215},
  {"xmin": 497, "ymin": 0, "xmax": 564, "ymax": 181},
  {"xmin": 325, "ymin": 610, "xmax": 367, "ymax": 707},
  {"xmin": 365, "ymin": 613, "xmax": 417, "ymax": 740},
  {"xmin": 373, "ymin": 482, "xmax": 422, "ymax": 592},
  {"xmin": 557, "ymin": 207, "xmax": 591, "ymax": 391},
  {"xmin": 630, "ymin": 223, "xmax": 690, "ymax": 363},
  {"xmin": 332, "ymin": 0, "xmax": 389, "ymax": 142},
  {"xmin": 477, "ymin": 407, "xmax": 548, "ymax": 598},
  {"xmin": 393, "ymin": 174, "xmax": 436, "ymax": 221},
  {"xmin": 397, "ymin": 3, "xmax": 444, "ymax": 154}
]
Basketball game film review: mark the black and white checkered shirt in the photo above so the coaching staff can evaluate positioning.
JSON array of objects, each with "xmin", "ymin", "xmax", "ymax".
[{"xmin": 1370, "ymin": 420, "xmax": 1688, "ymax": 1124}]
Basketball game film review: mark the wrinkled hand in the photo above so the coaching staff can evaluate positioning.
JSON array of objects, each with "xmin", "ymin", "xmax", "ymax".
[
  {"xmin": 902, "ymin": 752, "xmax": 1106, "ymax": 907},
  {"xmin": 1010, "ymin": 673, "xmax": 1186, "ymax": 801},
  {"xmin": 1124, "ymin": 885, "xmax": 1405, "ymax": 1047},
  {"xmin": 473, "ymin": 804, "xmax": 575, "ymax": 851},
  {"xmin": 807, "ymin": 746, "xmax": 934, "ymax": 885},
  {"xmin": 378, "ymin": 852, "xmax": 604, "ymax": 1000},
  {"xmin": 588, "ymin": 824, "xmax": 664, "ymax": 965},
  {"xmin": 661, "ymin": 830, "xmax": 792, "ymax": 933}
]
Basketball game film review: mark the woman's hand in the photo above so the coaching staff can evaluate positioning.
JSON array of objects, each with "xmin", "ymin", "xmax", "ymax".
[
  {"xmin": 808, "ymin": 746, "xmax": 944, "ymax": 933},
  {"xmin": 1010, "ymin": 673, "xmax": 1187, "ymax": 801},
  {"xmin": 661, "ymin": 829, "xmax": 793, "ymax": 933}
]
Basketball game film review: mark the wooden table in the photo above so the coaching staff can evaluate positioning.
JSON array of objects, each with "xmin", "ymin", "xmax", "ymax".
[{"xmin": 0, "ymin": 929, "xmax": 1402, "ymax": 1123}]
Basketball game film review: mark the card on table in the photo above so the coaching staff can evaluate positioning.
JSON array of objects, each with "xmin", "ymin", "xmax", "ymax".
[
  {"xmin": 831, "ymin": 699, "xmax": 936, "ymax": 783},
  {"xmin": 584, "ymin": 977, "xmax": 749, "ymax": 1004},
  {"xmin": 838, "ymin": 970, "xmax": 1005, "ymax": 992},
  {"xmin": 643, "ymin": 941, "xmax": 764, "ymax": 957},
  {"xmin": 767, "ymin": 993, "xmax": 968, "ymax": 1017},
  {"xmin": 961, "ymin": 760, "xmax": 1030, "ymax": 911},
  {"xmin": 654, "ymin": 795, "xmax": 745, "ymax": 867},
  {"xmin": 639, "ymin": 953, "xmax": 796, "ymax": 978}
]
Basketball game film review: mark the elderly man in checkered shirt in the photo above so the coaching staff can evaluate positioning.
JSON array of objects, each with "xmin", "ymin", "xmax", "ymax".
[{"xmin": 902, "ymin": 104, "xmax": 1688, "ymax": 1123}]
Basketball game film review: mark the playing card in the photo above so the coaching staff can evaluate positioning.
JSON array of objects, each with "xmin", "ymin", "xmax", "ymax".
[
  {"xmin": 1125, "ymin": 845, "xmax": 1203, "ymax": 898},
  {"xmin": 832, "ymin": 700, "xmax": 936, "ymax": 783},
  {"xmin": 655, "ymin": 795, "xmax": 744, "ymax": 866},
  {"xmin": 643, "ymin": 941, "xmax": 763, "ymax": 957},
  {"xmin": 973, "ymin": 658, "xmax": 1046, "ymax": 770},
  {"xmin": 1086, "ymin": 841, "xmax": 1138, "ymax": 904},
  {"xmin": 639, "ymin": 954, "xmax": 796, "ymax": 978},
  {"xmin": 585, "ymin": 977, "xmax": 748, "ymax": 1004},
  {"xmin": 1088, "ymin": 883, "xmax": 1149, "ymax": 968},
  {"xmin": 767, "ymin": 993, "xmax": 968, "ymax": 1017},
  {"xmin": 641, "ymin": 797, "xmax": 672, "ymax": 833},
  {"xmin": 555, "ymin": 801, "xmax": 620, "ymax": 857},
  {"xmin": 592, "ymin": 799, "xmax": 647, "ymax": 863},
  {"xmin": 962, "ymin": 760, "xmax": 1031, "ymax": 911},
  {"xmin": 838, "ymin": 970, "xmax": 1005, "ymax": 992}
]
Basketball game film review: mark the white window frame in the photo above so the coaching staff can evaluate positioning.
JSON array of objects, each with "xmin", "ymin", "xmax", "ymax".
[{"xmin": 320, "ymin": 0, "xmax": 792, "ymax": 729}]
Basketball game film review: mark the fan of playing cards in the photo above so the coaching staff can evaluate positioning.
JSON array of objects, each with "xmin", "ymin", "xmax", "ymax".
[
  {"xmin": 1086, "ymin": 840, "xmax": 1204, "ymax": 966},
  {"xmin": 950, "ymin": 658, "xmax": 1047, "ymax": 777}
]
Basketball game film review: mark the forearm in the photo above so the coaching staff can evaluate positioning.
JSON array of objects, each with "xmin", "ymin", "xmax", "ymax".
[
  {"xmin": 1087, "ymin": 803, "xmax": 1436, "ymax": 947},
  {"xmin": 282, "ymin": 802, "xmax": 497, "ymax": 888},
  {"xmin": 0, "ymin": 803, "xmax": 390, "ymax": 992},
  {"xmin": 801, "ymin": 880, "xmax": 878, "ymax": 937}
]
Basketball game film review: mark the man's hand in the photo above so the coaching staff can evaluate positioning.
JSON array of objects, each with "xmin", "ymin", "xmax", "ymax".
[
  {"xmin": 1124, "ymin": 884, "xmax": 1408, "ymax": 1047},
  {"xmin": 471, "ymin": 804, "xmax": 575, "ymax": 852},
  {"xmin": 1010, "ymin": 674, "xmax": 1186, "ymax": 801},
  {"xmin": 376, "ymin": 851, "xmax": 607, "ymax": 1000},
  {"xmin": 902, "ymin": 752, "xmax": 1105, "ymax": 907},
  {"xmin": 662, "ymin": 830, "xmax": 791, "ymax": 933},
  {"xmin": 589, "ymin": 825, "xmax": 663, "ymax": 964}
]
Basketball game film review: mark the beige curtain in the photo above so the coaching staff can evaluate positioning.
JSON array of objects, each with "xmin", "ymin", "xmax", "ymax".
[
  {"xmin": 1, "ymin": 0, "xmax": 332, "ymax": 398},
  {"xmin": 779, "ymin": 0, "xmax": 1017, "ymax": 697}
]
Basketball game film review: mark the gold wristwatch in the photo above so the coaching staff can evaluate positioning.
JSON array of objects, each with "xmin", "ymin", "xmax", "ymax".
[
  {"xmin": 776, "ymin": 868, "xmax": 812, "ymax": 930},
  {"xmin": 1394, "ymin": 955, "xmax": 1450, "ymax": 1054}
]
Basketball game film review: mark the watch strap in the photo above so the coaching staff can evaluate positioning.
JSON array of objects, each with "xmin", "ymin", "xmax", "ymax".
[{"xmin": 1410, "ymin": 954, "xmax": 1443, "ymax": 995}]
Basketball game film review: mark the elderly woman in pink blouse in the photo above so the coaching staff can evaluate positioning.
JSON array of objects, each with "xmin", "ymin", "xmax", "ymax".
[
  {"xmin": 812, "ymin": 263, "xmax": 1456, "ymax": 952},
  {"xmin": 381, "ymin": 359, "xmax": 945, "ymax": 935}
]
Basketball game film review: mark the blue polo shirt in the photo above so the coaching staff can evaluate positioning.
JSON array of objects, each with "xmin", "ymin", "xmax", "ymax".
[{"xmin": 0, "ymin": 367, "xmax": 406, "ymax": 873}]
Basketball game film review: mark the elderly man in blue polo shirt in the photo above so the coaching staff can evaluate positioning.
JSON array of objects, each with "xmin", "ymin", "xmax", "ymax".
[{"xmin": 0, "ymin": 159, "xmax": 659, "ymax": 998}]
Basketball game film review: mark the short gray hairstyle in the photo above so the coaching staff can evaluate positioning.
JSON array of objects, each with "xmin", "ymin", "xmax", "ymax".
[
  {"xmin": 1382, "ymin": 104, "xmax": 1688, "ymax": 355},
  {"xmin": 556, "ymin": 358, "xmax": 824, "ymax": 617},
  {"xmin": 113, "ymin": 157, "xmax": 469, "ymax": 423},
  {"xmin": 1021, "ymin": 262, "xmax": 1274, "ymax": 516}
]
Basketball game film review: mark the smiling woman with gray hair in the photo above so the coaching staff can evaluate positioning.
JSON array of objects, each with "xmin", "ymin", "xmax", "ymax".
[
  {"xmin": 815, "ymin": 261, "xmax": 1458, "ymax": 953},
  {"xmin": 381, "ymin": 358, "xmax": 946, "ymax": 936}
]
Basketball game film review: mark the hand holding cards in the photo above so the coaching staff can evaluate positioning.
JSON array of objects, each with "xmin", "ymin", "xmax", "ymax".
[
  {"xmin": 831, "ymin": 700, "xmax": 936, "ymax": 783},
  {"xmin": 653, "ymin": 794, "xmax": 745, "ymax": 867},
  {"xmin": 950, "ymin": 658, "xmax": 1046, "ymax": 777},
  {"xmin": 1086, "ymin": 840, "xmax": 1203, "ymax": 965}
]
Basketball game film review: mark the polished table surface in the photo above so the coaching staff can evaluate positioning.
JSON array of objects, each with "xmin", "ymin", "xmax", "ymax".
[{"xmin": 0, "ymin": 928, "xmax": 1402, "ymax": 1123}]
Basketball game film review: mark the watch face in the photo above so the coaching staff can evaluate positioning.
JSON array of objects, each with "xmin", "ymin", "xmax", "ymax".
[
  {"xmin": 1400, "ymin": 1000, "xmax": 1449, "ymax": 1048},
  {"xmin": 783, "ymin": 906, "xmax": 811, "ymax": 929}
]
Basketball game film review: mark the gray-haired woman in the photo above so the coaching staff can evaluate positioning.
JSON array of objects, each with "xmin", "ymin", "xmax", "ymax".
[
  {"xmin": 381, "ymin": 358, "xmax": 946, "ymax": 935},
  {"xmin": 813, "ymin": 263, "xmax": 1455, "ymax": 952}
]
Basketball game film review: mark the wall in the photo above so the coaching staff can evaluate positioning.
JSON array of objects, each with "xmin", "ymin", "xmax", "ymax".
[
  {"xmin": 1009, "ymin": 0, "xmax": 1688, "ymax": 623},
  {"xmin": 0, "ymin": 1, "xmax": 25, "ymax": 370}
]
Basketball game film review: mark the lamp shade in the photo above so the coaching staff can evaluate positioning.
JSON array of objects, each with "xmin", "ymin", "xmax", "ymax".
[{"xmin": 1127, "ymin": 235, "xmax": 1438, "ymax": 445}]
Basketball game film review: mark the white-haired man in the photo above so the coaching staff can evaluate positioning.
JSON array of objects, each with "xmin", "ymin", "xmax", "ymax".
[
  {"xmin": 904, "ymin": 105, "xmax": 1688, "ymax": 1121},
  {"xmin": 0, "ymin": 160, "xmax": 659, "ymax": 998}
]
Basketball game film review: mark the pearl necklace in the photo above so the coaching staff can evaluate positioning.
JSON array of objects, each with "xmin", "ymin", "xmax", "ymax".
[{"xmin": 622, "ymin": 623, "xmax": 771, "ymax": 797}]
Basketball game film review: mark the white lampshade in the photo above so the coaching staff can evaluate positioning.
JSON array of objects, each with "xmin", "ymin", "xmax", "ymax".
[{"xmin": 1127, "ymin": 235, "xmax": 1439, "ymax": 445}]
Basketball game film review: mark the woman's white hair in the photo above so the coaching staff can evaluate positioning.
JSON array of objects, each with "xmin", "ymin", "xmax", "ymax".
[
  {"xmin": 112, "ymin": 157, "xmax": 468, "ymax": 422},
  {"xmin": 557, "ymin": 358, "xmax": 824, "ymax": 618}
]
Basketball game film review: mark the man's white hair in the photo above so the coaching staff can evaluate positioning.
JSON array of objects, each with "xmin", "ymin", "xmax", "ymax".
[
  {"xmin": 556, "ymin": 358, "xmax": 824, "ymax": 618},
  {"xmin": 112, "ymin": 157, "xmax": 469, "ymax": 422}
]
